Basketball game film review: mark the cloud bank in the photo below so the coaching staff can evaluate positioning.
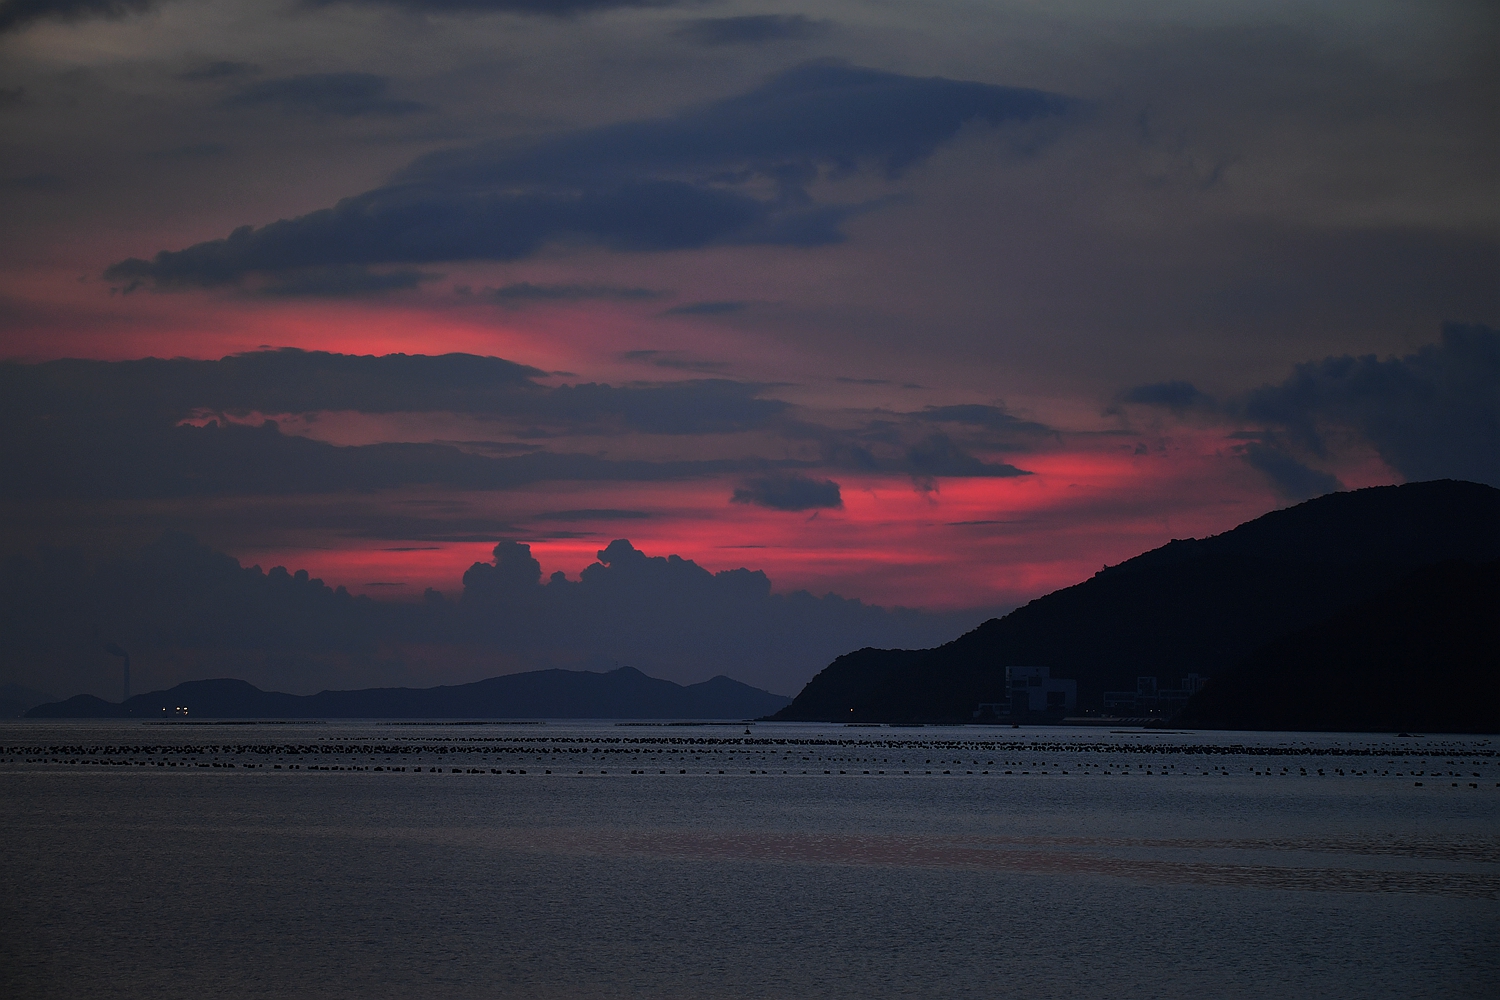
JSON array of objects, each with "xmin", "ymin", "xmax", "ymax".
[
  {"xmin": 1, "ymin": 533, "xmax": 978, "ymax": 697},
  {"xmin": 1120, "ymin": 323, "xmax": 1500, "ymax": 496},
  {"xmin": 731, "ymin": 473, "xmax": 842, "ymax": 511},
  {"xmin": 1, "ymin": 348, "xmax": 1049, "ymax": 503},
  {"xmin": 0, "ymin": 0, "xmax": 677, "ymax": 34},
  {"xmin": 0, "ymin": 0, "xmax": 151, "ymax": 34},
  {"xmin": 1244, "ymin": 323, "xmax": 1499, "ymax": 488},
  {"xmin": 105, "ymin": 64, "xmax": 1077, "ymax": 290}
]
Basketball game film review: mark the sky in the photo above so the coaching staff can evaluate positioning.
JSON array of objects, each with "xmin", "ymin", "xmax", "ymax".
[{"xmin": 1, "ymin": 0, "xmax": 1496, "ymax": 694}]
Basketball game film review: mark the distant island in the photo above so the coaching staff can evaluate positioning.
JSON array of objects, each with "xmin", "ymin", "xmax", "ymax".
[
  {"xmin": 25, "ymin": 665, "xmax": 790, "ymax": 720},
  {"xmin": 768, "ymin": 480, "xmax": 1500, "ymax": 732}
]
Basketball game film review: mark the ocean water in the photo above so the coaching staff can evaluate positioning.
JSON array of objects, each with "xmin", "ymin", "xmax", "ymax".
[{"xmin": 1, "ymin": 721, "xmax": 1496, "ymax": 1000}]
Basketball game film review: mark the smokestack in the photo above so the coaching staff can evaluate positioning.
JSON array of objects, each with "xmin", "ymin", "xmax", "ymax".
[{"xmin": 105, "ymin": 642, "xmax": 130, "ymax": 703}]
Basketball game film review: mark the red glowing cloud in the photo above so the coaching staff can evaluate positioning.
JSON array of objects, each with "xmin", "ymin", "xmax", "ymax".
[{"xmin": 220, "ymin": 424, "xmax": 1360, "ymax": 613}]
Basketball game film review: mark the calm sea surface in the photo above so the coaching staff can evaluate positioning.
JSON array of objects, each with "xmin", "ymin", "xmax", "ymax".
[{"xmin": 2, "ymin": 721, "xmax": 1496, "ymax": 999}]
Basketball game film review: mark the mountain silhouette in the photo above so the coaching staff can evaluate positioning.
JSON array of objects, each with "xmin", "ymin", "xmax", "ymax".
[
  {"xmin": 1170, "ymin": 559, "xmax": 1498, "ymax": 733},
  {"xmin": 770, "ymin": 480, "xmax": 1500, "ymax": 723},
  {"xmin": 26, "ymin": 666, "xmax": 789, "ymax": 720},
  {"xmin": 0, "ymin": 683, "xmax": 58, "ymax": 719}
]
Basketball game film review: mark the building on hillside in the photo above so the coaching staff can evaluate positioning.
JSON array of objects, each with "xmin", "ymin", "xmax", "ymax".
[{"xmin": 973, "ymin": 665, "xmax": 1076, "ymax": 719}]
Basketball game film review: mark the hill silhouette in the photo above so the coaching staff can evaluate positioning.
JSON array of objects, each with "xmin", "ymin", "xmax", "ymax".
[
  {"xmin": 26, "ymin": 666, "xmax": 789, "ymax": 720},
  {"xmin": 0, "ymin": 683, "xmax": 58, "ymax": 719},
  {"xmin": 1171, "ymin": 560, "xmax": 1499, "ymax": 733},
  {"xmin": 770, "ymin": 480, "xmax": 1500, "ymax": 723}
]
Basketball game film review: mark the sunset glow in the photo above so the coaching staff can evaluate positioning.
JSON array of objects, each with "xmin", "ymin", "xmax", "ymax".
[{"xmin": 2, "ymin": 0, "xmax": 1493, "ymax": 696}]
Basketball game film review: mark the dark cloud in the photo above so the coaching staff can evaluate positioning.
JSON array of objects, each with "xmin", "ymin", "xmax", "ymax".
[
  {"xmin": 176, "ymin": 60, "xmax": 259, "ymax": 82},
  {"xmin": 1115, "ymin": 380, "xmax": 1217, "ymax": 415},
  {"xmin": 1116, "ymin": 324, "xmax": 1499, "ymax": 492},
  {"xmin": 314, "ymin": 0, "xmax": 675, "ymax": 16},
  {"xmin": 0, "ymin": 415, "xmax": 764, "ymax": 500},
  {"xmin": 453, "ymin": 538, "xmax": 976, "ymax": 692},
  {"xmin": 106, "ymin": 64, "xmax": 1077, "ymax": 289},
  {"xmin": 731, "ymin": 473, "xmax": 842, "ymax": 511},
  {"xmin": 222, "ymin": 73, "xmax": 428, "ymax": 117},
  {"xmin": 489, "ymin": 282, "xmax": 664, "ymax": 306},
  {"xmin": 105, "ymin": 183, "xmax": 790, "ymax": 289},
  {"xmin": 1, "ymin": 349, "xmax": 544, "ymax": 418},
  {"xmin": 914, "ymin": 403, "xmax": 1053, "ymax": 435},
  {"xmin": 3, "ymin": 349, "xmax": 794, "ymax": 450},
  {"xmin": 663, "ymin": 300, "xmax": 744, "ymax": 316},
  {"xmin": 1238, "ymin": 440, "xmax": 1342, "ymax": 501},
  {"xmin": 1, "ymin": 349, "xmax": 1053, "ymax": 512},
  {"xmin": 673, "ymin": 15, "xmax": 830, "ymax": 46},
  {"xmin": 0, "ymin": 0, "xmax": 150, "ymax": 33},
  {"xmin": 461, "ymin": 538, "xmax": 544, "ymax": 595},
  {"xmin": 1243, "ymin": 323, "xmax": 1500, "ymax": 487},
  {"xmin": 2, "ymin": 533, "xmax": 378, "ymax": 659},
  {"xmin": 0, "ymin": 350, "xmax": 810, "ymax": 501},
  {"xmin": 902, "ymin": 432, "xmax": 1031, "ymax": 491},
  {"xmin": 398, "ymin": 62, "xmax": 1074, "ymax": 187},
  {"xmin": 0, "ymin": 533, "xmax": 979, "ymax": 697},
  {"xmin": 799, "ymin": 420, "xmax": 1033, "ymax": 486},
  {"xmin": 0, "ymin": 86, "xmax": 25, "ymax": 108},
  {"xmin": 256, "ymin": 265, "xmax": 430, "ymax": 296},
  {"xmin": 0, "ymin": 350, "xmax": 1050, "ymax": 550}
]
